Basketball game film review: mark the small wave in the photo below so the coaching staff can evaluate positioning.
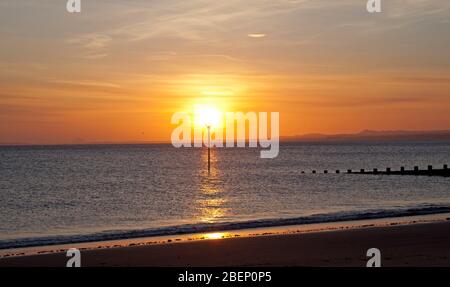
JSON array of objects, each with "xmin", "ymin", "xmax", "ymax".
[{"xmin": 1, "ymin": 204, "xmax": 450, "ymax": 250}]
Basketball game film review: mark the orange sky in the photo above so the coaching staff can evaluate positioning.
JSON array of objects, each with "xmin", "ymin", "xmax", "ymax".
[{"xmin": 1, "ymin": 0, "xmax": 449, "ymax": 144}]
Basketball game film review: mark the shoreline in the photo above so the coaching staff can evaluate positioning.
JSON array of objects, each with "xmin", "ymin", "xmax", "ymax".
[
  {"xmin": 2, "ymin": 206, "xmax": 450, "ymax": 255},
  {"xmin": 1, "ymin": 213, "xmax": 450, "ymax": 266}
]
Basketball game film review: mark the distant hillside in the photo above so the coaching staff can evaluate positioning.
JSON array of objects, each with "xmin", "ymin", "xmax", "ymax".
[{"xmin": 282, "ymin": 130, "xmax": 450, "ymax": 142}]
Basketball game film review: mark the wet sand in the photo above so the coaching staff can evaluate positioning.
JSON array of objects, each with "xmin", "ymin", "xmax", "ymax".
[{"xmin": 1, "ymin": 220, "xmax": 450, "ymax": 267}]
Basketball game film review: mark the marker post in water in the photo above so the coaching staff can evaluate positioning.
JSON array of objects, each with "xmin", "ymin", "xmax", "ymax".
[
  {"xmin": 192, "ymin": 105, "xmax": 221, "ymax": 174},
  {"xmin": 207, "ymin": 124, "xmax": 211, "ymax": 173}
]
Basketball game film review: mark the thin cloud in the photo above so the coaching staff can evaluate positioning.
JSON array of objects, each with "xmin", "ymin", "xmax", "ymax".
[
  {"xmin": 248, "ymin": 33, "xmax": 267, "ymax": 38},
  {"xmin": 67, "ymin": 33, "xmax": 112, "ymax": 50}
]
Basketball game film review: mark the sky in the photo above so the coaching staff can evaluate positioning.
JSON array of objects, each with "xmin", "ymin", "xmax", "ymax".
[{"xmin": 0, "ymin": 0, "xmax": 449, "ymax": 144}]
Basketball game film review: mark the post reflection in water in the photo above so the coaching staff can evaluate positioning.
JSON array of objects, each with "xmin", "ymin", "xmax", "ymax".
[{"xmin": 196, "ymin": 148, "xmax": 229, "ymax": 223}]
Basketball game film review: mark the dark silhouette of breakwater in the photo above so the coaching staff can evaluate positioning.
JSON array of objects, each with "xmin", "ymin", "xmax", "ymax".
[{"xmin": 302, "ymin": 164, "xmax": 449, "ymax": 177}]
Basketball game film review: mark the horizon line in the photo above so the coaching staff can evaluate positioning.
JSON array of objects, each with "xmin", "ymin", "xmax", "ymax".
[{"xmin": 2, "ymin": 129, "xmax": 450, "ymax": 147}]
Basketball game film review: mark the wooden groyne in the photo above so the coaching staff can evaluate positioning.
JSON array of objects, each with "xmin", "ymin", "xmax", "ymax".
[
  {"xmin": 303, "ymin": 164, "xmax": 449, "ymax": 177},
  {"xmin": 352, "ymin": 164, "xmax": 449, "ymax": 177}
]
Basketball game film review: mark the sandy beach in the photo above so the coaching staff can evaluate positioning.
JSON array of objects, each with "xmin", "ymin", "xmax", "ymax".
[{"xmin": 1, "ymin": 220, "xmax": 449, "ymax": 267}]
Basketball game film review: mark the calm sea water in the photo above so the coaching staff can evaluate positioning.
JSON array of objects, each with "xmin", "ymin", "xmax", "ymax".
[{"xmin": 0, "ymin": 142, "xmax": 449, "ymax": 248}]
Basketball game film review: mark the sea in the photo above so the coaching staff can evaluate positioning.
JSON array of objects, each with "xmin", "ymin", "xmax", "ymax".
[{"xmin": 0, "ymin": 141, "xmax": 449, "ymax": 249}]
